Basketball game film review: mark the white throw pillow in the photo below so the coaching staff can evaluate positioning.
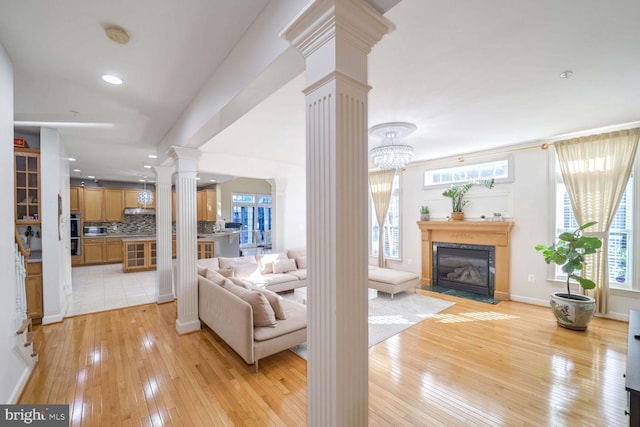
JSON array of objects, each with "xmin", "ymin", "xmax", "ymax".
[
  {"xmin": 287, "ymin": 248, "xmax": 306, "ymax": 259},
  {"xmin": 198, "ymin": 258, "xmax": 220, "ymax": 271},
  {"xmin": 205, "ymin": 269, "xmax": 227, "ymax": 286},
  {"xmin": 223, "ymin": 282, "xmax": 276, "ymax": 328},
  {"xmin": 295, "ymin": 256, "xmax": 307, "ymax": 269},
  {"xmin": 257, "ymin": 252, "xmax": 288, "ymax": 274},
  {"xmin": 273, "ymin": 258, "xmax": 297, "ymax": 274}
]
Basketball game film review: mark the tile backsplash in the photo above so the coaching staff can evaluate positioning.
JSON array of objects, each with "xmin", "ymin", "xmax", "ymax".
[{"xmin": 85, "ymin": 215, "xmax": 215, "ymax": 235}]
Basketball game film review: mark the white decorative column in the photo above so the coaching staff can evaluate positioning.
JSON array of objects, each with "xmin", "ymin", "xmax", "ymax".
[
  {"xmin": 267, "ymin": 178, "xmax": 287, "ymax": 252},
  {"xmin": 154, "ymin": 165, "xmax": 175, "ymax": 304},
  {"xmin": 282, "ymin": 1, "xmax": 394, "ymax": 425},
  {"xmin": 168, "ymin": 146, "xmax": 201, "ymax": 334}
]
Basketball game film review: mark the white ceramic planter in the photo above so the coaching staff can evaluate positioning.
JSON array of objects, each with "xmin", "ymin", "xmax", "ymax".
[{"xmin": 549, "ymin": 291, "xmax": 596, "ymax": 331}]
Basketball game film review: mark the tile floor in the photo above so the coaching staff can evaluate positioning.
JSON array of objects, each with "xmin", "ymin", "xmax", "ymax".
[{"xmin": 66, "ymin": 263, "xmax": 158, "ymax": 317}]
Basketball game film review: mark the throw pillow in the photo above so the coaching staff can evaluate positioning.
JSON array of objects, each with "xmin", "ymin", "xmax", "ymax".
[
  {"xmin": 197, "ymin": 265, "xmax": 208, "ymax": 277},
  {"xmin": 232, "ymin": 263, "xmax": 262, "ymax": 279},
  {"xmin": 218, "ymin": 256, "xmax": 257, "ymax": 269},
  {"xmin": 255, "ymin": 288, "xmax": 287, "ymax": 320},
  {"xmin": 217, "ymin": 268, "xmax": 234, "ymax": 278},
  {"xmin": 257, "ymin": 252, "xmax": 288, "ymax": 274},
  {"xmin": 287, "ymin": 248, "xmax": 306, "ymax": 259},
  {"xmin": 295, "ymin": 256, "xmax": 307, "ymax": 269},
  {"xmin": 273, "ymin": 258, "xmax": 297, "ymax": 274},
  {"xmin": 223, "ymin": 282, "xmax": 277, "ymax": 327},
  {"xmin": 229, "ymin": 277, "xmax": 255, "ymax": 290},
  {"xmin": 205, "ymin": 269, "xmax": 227, "ymax": 286}
]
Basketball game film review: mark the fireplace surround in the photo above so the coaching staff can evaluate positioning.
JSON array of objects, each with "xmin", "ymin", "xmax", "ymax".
[{"xmin": 417, "ymin": 220, "xmax": 513, "ymax": 300}]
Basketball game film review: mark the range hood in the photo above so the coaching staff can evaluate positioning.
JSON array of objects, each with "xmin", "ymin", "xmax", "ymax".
[{"xmin": 124, "ymin": 208, "xmax": 156, "ymax": 215}]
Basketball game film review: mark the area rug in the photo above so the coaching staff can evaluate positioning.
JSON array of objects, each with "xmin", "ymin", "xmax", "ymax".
[{"xmin": 284, "ymin": 288, "xmax": 455, "ymax": 360}]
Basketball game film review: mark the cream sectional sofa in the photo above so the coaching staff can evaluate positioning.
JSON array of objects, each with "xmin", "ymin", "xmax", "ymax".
[
  {"xmin": 197, "ymin": 249, "xmax": 307, "ymax": 293},
  {"xmin": 198, "ymin": 272, "xmax": 307, "ymax": 372}
]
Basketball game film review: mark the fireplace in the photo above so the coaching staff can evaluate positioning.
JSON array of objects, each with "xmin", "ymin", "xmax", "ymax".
[
  {"xmin": 432, "ymin": 243, "xmax": 495, "ymax": 296},
  {"xmin": 417, "ymin": 220, "xmax": 513, "ymax": 300}
]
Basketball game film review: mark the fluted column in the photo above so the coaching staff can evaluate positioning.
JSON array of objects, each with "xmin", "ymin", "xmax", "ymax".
[
  {"xmin": 168, "ymin": 146, "xmax": 201, "ymax": 334},
  {"xmin": 282, "ymin": 1, "xmax": 394, "ymax": 425},
  {"xmin": 267, "ymin": 178, "xmax": 287, "ymax": 252},
  {"xmin": 154, "ymin": 165, "xmax": 175, "ymax": 304}
]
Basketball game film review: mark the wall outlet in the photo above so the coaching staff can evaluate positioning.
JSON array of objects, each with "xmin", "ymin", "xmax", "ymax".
[{"xmin": 528, "ymin": 274, "xmax": 535, "ymax": 282}]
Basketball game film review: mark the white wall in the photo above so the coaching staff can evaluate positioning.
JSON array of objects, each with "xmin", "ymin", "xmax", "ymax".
[
  {"xmin": 399, "ymin": 144, "xmax": 639, "ymax": 320},
  {"xmin": 40, "ymin": 128, "xmax": 71, "ymax": 324},
  {"xmin": 0, "ymin": 42, "xmax": 32, "ymax": 403}
]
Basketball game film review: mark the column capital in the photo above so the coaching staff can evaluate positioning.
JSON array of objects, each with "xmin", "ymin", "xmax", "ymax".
[
  {"xmin": 280, "ymin": 0, "xmax": 394, "ymax": 57},
  {"xmin": 153, "ymin": 165, "xmax": 174, "ymax": 184},
  {"xmin": 168, "ymin": 146, "xmax": 200, "ymax": 172}
]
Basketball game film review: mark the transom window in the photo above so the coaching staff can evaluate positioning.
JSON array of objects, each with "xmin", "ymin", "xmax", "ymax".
[{"xmin": 424, "ymin": 158, "xmax": 510, "ymax": 187}]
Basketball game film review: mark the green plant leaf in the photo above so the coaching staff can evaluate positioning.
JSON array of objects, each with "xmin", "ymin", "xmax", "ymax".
[{"xmin": 571, "ymin": 275, "xmax": 596, "ymax": 290}]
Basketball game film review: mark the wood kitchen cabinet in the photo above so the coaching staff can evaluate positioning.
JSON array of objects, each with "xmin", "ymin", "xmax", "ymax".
[
  {"xmin": 123, "ymin": 240, "xmax": 157, "ymax": 272},
  {"xmin": 15, "ymin": 148, "xmax": 40, "ymax": 224},
  {"xmin": 197, "ymin": 189, "xmax": 216, "ymax": 222},
  {"xmin": 26, "ymin": 262, "xmax": 43, "ymax": 324},
  {"xmin": 198, "ymin": 241, "xmax": 214, "ymax": 259},
  {"xmin": 125, "ymin": 189, "xmax": 156, "ymax": 209},
  {"xmin": 84, "ymin": 188, "xmax": 104, "ymax": 222},
  {"xmin": 104, "ymin": 189, "xmax": 124, "ymax": 221},
  {"xmin": 69, "ymin": 185, "xmax": 83, "ymax": 213},
  {"xmin": 172, "ymin": 235, "xmax": 176, "ymax": 258},
  {"xmin": 171, "ymin": 191, "xmax": 176, "ymax": 221},
  {"xmin": 106, "ymin": 237, "xmax": 123, "ymax": 263},
  {"xmin": 83, "ymin": 237, "xmax": 106, "ymax": 264}
]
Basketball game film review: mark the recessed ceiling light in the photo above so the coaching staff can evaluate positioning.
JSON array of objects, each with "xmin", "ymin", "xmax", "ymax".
[
  {"xmin": 196, "ymin": 177, "xmax": 201, "ymax": 180},
  {"xmin": 143, "ymin": 165, "xmax": 152, "ymax": 169},
  {"xmin": 72, "ymin": 168, "xmax": 81, "ymax": 173},
  {"xmin": 139, "ymin": 179, "xmax": 146, "ymax": 182},
  {"xmin": 559, "ymin": 70, "xmax": 573, "ymax": 79},
  {"xmin": 68, "ymin": 157, "xmax": 76, "ymax": 162},
  {"xmin": 147, "ymin": 154, "xmax": 157, "ymax": 159},
  {"xmin": 101, "ymin": 74, "xmax": 123, "ymax": 85},
  {"xmin": 88, "ymin": 175, "xmax": 95, "ymax": 179},
  {"xmin": 210, "ymin": 179, "xmax": 216, "ymax": 182}
]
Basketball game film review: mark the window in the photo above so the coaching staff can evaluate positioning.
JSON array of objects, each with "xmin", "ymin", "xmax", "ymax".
[
  {"xmin": 371, "ymin": 174, "xmax": 400, "ymax": 259},
  {"xmin": 424, "ymin": 158, "xmax": 511, "ymax": 188},
  {"xmin": 555, "ymin": 171, "xmax": 634, "ymax": 290},
  {"xmin": 232, "ymin": 193, "xmax": 272, "ymax": 248}
]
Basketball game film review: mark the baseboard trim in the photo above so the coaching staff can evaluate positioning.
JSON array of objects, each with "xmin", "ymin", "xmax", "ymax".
[
  {"xmin": 8, "ymin": 350, "xmax": 35, "ymax": 404},
  {"xmin": 156, "ymin": 293, "xmax": 175, "ymax": 304},
  {"xmin": 42, "ymin": 314, "xmax": 64, "ymax": 325},
  {"xmin": 175, "ymin": 319, "xmax": 201, "ymax": 335}
]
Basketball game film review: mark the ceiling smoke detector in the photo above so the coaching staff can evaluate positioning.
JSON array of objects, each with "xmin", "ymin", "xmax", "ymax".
[{"xmin": 104, "ymin": 24, "xmax": 130, "ymax": 44}]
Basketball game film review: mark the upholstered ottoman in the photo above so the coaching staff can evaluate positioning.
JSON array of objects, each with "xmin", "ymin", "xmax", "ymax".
[{"xmin": 368, "ymin": 266, "xmax": 420, "ymax": 299}]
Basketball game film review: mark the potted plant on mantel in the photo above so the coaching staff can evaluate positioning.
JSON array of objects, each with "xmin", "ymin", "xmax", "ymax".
[
  {"xmin": 535, "ymin": 221, "xmax": 602, "ymax": 331},
  {"xmin": 442, "ymin": 178, "xmax": 494, "ymax": 221},
  {"xmin": 420, "ymin": 205, "xmax": 430, "ymax": 221}
]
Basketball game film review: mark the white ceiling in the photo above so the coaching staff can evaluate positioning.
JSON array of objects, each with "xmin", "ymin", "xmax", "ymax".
[{"xmin": 2, "ymin": 0, "xmax": 640, "ymax": 184}]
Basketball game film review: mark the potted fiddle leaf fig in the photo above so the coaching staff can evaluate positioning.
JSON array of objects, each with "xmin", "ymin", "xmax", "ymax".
[
  {"xmin": 420, "ymin": 205, "xmax": 430, "ymax": 221},
  {"xmin": 535, "ymin": 221, "xmax": 602, "ymax": 331},
  {"xmin": 442, "ymin": 178, "xmax": 494, "ymax": 220}
]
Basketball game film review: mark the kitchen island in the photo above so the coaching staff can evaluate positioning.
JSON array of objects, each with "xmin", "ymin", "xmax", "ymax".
[{"xmin": 196, "ymin": 230, "xmax": 241, "ymax": 258}]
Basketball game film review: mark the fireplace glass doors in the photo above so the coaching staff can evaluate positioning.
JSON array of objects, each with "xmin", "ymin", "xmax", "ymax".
[{"xmin": 433, "ymin": 243, "xmax": 495, "ymax": 296}]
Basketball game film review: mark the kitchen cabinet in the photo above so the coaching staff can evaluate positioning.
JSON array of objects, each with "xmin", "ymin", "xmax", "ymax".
[
  {"xmin": 84, "ymin": 188, "xmax": 104, "ymax": 222},
  {"xmin": 106, "ymin": 237, "xmax": 123, "ymax": 263},
  {"xmin": 26, "ymin": 262, "xmax": 43, "ymax": 324},
  {"xmin": 83, "ymin": 237, "xmax": 106, "ymax": 264},
  {"xmin": 123, "ymin": 240, "xmax": 157, "ymax": 272},
  {"xmin": 197, "ymin": 189, "xmax": 216, "ymax": 222},
  {"xmin": 171, "ymin": 191, "xmax": 176, "ymax": 221},
  {"xmin": 104, "ymin": 189, "xmax": 124, "ymax": 221},
  {"xmin": 15, "ymin": 148, "xmax": 40, "ymax": 224},
  {"xmin": 198, "ymin": 241, "xmax": 214, "ymax": 259},
  {"xmin": 125, "ymin": 189, "xmax": 156, "ymax": 209},
  {"xmin": 172, "ymin": 236, "xmax": 176, "ymax": 258},
  {"xmin": 69, "ymin": 186, "xmax": 83, "ymax": 213}
]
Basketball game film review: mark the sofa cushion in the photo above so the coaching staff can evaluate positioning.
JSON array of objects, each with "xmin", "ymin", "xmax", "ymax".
[
  {"xmin": 198, "ymin": 258, "xmax": 220, "ymax": 271},
  {"xmin": 295, "ymin": 256, "xmax": 307, "ymax": 269},
  {"xmin": 231, "ymin": 263, "xmax": 262, "ymax": 280},
  {"xmin": 218, "ymin": 268, "xmax": 234, "ymax": 278},
  {"xmin": 287, "ymin": 248, "xmax": 306, "ymax": 259},
  {"xmin": 368, "ymin": 268, "xmax": 418, "ymax": 285},
  {"xmin": 253, "ymin": 299, "xmax": 306, "ymax": 342},
  {"xmin": 255, "ymin": 288, "xmax": 287, "ymax": 320},
  {"xmin": 205, "ymin": 269, "xmax": 227, "ymax": 286},
  {"xmin": 256, "ymin": 273, "xmax": 299, "ymax": 286},
  {"xmin": 228, "ymin": 277, "xmax": 255, "ymax": 289},
  {"xmin": 273, "ymin": 258, "xmax": 297, "ymax": 274},
  {"xmin": 223, "ymin": 282, "xmax": 277, "ymax": 328},
  {"xmin": 197, "ymin": 265, "xmax": 208, "ymax": 277},
  {"xmin": 218, "ymin": 256, "xmax": 257, "ymax": 269},
  {"xmin": 257, "ymin": 252, "xmax": 288, "ymax": 274},
  {"xmin": 286, "ymin": 269, "xmax": 307, "ymax": 280}
]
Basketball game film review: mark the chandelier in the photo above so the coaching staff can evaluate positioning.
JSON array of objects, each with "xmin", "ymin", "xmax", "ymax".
[
  {"xmin": 137, "ymin": 181, "xmax": 154, "ymax": 206},
  {"xmin": 368, "ymin": 122, "xmax": 416, "ymax": 170}
]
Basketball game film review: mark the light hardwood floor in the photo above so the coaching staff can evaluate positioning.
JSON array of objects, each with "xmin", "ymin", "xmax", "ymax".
[{"xmin": 20, "ymin": 290, "xmax": 629, "ymax": 426}]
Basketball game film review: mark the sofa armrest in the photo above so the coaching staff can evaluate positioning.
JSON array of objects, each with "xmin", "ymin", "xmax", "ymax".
[{"xmin": 198, "ymin": 276, "xmax": 255, "ymax": 364}]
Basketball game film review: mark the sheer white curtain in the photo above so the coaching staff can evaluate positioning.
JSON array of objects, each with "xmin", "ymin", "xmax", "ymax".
[
  {"xmin": 369, "ymin": 169, "xmax": 396, "ymax": 267},
  {"xmin": 555, "ymin": 128, "xmax": 640, "ymax": 314}
]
